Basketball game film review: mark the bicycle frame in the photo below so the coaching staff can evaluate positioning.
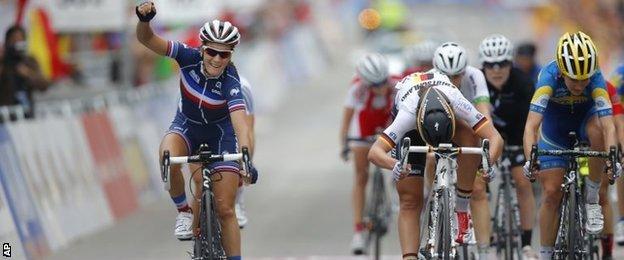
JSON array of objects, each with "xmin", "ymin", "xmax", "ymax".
[
  {"xmin": 399, "ymin": 138, "xmax": 491, "ymax": 259},
  {"xmin": 528, "ymin": 133, "xmax": 617, "ymax": 260},
  {"xmin": 492, "ymin": 147, "xmax": 523, "ymax": 260},
  {"xmin": 161, "ymin": 144, "xmax": 251, "ymax": 260}
]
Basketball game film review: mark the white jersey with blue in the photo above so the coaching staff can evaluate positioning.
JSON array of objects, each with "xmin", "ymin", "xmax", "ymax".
[
  {"xmin": 166, "ymin": 41, "xmax": 246, "ymax": 124},
  {"xmin": 240, "ymin": 76, "xmax": 254, "ymax": 115}
]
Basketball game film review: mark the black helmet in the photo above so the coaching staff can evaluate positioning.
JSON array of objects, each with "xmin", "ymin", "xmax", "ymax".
[{"xmin": 416, "ymin": 87, "xmax": 456, "ymax": 146}]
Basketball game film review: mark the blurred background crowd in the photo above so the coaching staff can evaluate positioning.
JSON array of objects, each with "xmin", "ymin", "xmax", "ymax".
[{"xmin": 1, "ymin": 0, "xmax": 624, "ymax": 259}]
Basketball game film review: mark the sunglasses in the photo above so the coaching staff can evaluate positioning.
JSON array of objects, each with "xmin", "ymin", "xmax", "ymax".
[
  {"xmin": 483, "ymin": 61, "xmax": 512, "ymax": 69},
  {"xmin": 202, "ymin": 46, "xmax": 233, "ymax": 59}
]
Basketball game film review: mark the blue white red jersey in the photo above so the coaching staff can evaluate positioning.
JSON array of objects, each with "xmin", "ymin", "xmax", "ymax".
[{"xmin": 166, "ymin": 41, "xmax": 246, "ymax": 124}]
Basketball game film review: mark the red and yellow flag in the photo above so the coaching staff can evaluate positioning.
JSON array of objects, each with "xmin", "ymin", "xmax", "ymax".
[{"xmin": 27, "ymin": 8, "xmax": 70, "ymax": 80}]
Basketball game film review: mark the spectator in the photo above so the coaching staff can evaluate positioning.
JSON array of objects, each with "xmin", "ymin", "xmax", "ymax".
[
  {"xmin": 0, "ymin": 25, "xmax": 49, "ymax": 120},
  {"xmin": 514, "ymin": 42, "xmax": 541, "ymax": 84}
]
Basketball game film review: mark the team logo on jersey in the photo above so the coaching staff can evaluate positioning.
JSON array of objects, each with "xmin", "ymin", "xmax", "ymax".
[
  {"xmin": 190, "ymin": 70, "xmax": 200, "ymax": 83},
  {"xmin": 216, "ymin": 81, "xmax": 222, "ymax": 90},
  {"xmin": 420, "ymin": 73, "xmax": 434, "ymax": 81},
  {"xmin": 230, "ymin": 88, "xmax": 240, "ymax": 97}
]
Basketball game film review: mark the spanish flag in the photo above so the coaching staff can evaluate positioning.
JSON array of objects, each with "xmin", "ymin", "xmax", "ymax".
[{"xmin": 27, "ymin": 8, "xmax": 70, "ymax": 80}]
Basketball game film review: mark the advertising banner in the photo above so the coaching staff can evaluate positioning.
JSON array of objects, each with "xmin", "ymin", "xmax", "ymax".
[
  {"xmin": 81, "ymin": 111, "xmax": 138, "ymax": 220},
  {"xmin": 154, "ymin": 0, "xmax": 222, "ymax": 25},
  {"xmin": 0, "ymin": 125, "xmax": 49, "ymax": 259},
  {"xmin": 45, "ymin": 0, "xmax": 127, "ymax": 32}
]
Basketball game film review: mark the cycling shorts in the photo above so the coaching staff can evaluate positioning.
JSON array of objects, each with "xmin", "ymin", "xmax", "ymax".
[
  {"xmin": 165, "ymin": 111, "xmax": 240, "ymax": 175},
  {"xmin": 394, "ymin": 129, "xmax": 425, "ymax": 177},
  {"xmin": 537, "ymin": 110, "xmax": 595, "ymax": 170}
]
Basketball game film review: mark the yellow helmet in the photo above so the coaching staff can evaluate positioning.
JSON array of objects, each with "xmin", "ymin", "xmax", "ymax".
[{"xmin": 556, "ymin": 31, "xmax": 598, "ymax": 80}]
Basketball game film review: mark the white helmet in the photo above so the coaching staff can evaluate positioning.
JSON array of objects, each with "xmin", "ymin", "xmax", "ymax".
[
  {"xmin": 433, "ymin": 42, "xmax": 467, "ymax": 76},
  {"xmin": 199, "ymin": 20, "xmax": 241, "ymax": 46},
  {"xmin": 411, "ymin": 40, "xmax": 438, "ymax": 65},
  {"xmin": 356, "ymin": 53, "xmax": 389, "ymax": 84},
  {"xmin": 479, "ymin": 34, "xmax": 513, "ymax": 63}
]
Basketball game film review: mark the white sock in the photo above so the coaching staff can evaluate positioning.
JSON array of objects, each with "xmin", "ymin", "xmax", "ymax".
[
  {"xmin": 539, "ymin": 246, "xmax": 553, "ymax": 260},
  {"xmin": 585, "ymin": 178, "xmax": 600, "ymax": 204}
]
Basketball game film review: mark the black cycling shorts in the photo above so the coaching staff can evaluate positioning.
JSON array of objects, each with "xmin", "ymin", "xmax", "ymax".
[
  {"xmin": 503, "ymin": 148, "xmax": 525, "ymax": 168},
  {"xmin": 394, "ymin": 129, "xmax": 425, "ymax": 177}
]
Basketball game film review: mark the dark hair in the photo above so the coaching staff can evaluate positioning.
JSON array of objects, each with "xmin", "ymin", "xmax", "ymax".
[
  {"xmin": 516, "ymin": 42, "xmax": 536, "ymax": 57},
  {"xmin": 4, "ymin": 25, "xmax": 26, "ymax": 49}
]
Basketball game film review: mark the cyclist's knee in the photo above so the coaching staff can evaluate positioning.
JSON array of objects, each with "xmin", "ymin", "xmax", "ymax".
[
  {"xmin": 515, "ymin": 179, "xmax": 533, "ymax": 197},
  {"xmin": 215, "ymin": 202, "xmax": 236, "ymax": 220},
  {"xmin": 541, "ymin": 186, "xmax": 562, "ymax": 209},
  {"xmin": 159, "ymin": 133, "xmax": 189, "ymax": 158},
  {"xmin": 399, "ymin": 190, "xmax": 422, "ymax": 211},
  {"xmin": 471, "ymin": 187, "xmax": 487, "ymax": 201}
]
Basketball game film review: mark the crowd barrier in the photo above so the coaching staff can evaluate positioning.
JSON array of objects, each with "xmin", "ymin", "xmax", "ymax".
[{"xmin": 0, "ymin": 84, "xmax": 179, "ymax": 260}]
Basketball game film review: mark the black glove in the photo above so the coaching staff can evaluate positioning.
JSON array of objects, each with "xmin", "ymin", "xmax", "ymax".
[
  {"xmin": 248, "ymin": 165, "xmax": 258, "ymax": 184},
  {"xmin": 135, "ymin": 2, "xmax": 156, "ymax": 22}
]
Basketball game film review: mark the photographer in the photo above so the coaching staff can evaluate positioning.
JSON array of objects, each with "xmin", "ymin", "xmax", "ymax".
[{"xmin": 0, "ymin": 25, "xmax": 49, "ymax": 120}]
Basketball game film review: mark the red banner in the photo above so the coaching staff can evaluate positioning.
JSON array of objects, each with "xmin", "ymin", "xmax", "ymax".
[{"xmin": 81, "ymin": 111, "xmax": 138, "ymax": 220}]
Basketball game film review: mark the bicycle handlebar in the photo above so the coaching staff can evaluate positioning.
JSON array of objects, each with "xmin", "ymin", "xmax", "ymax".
[
  {"xmin": 398, "ymin": 137, "xmax": 492, "ymax": 180},
  {"xmin": 160, "ymin": 146, "xmax": 252, "ymax": 190},
  {"xmin": 528, "ymin": 145, "xmax": 618, "ymax": 184}
]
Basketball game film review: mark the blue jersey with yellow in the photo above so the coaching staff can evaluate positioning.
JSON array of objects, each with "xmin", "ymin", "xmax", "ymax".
[{"xmin": 530, "ymin": 61, "xmax": 612, "ymax": 169}]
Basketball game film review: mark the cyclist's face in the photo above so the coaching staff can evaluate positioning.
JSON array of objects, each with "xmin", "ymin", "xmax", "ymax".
[
  {"xmin": 201, "ymin": 42, "xmax": 234, "ymax": 77},
  {"xmin": 563, "ymin": 75, "xmax": 590, "ymax": 96},
  {"xmin": 449, "ymin": 73, "xmax": 464, "ymax": 87},
  {"xmin": 483, "ymin": 61, "xmax": 511, "ymax": 89}
]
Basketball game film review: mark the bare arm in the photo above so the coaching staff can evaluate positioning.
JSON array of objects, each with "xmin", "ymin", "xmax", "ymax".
[
  {"xmin": 340, "ymin": 107, "xmax": 354, "ymax": 144},
  {"xmin": 245, "ymin": 114, "xmax": 255, "ymax": 152},
  {"xmin": 231, "ymin": 110, "xmax": 253, "ymax": 156},
  {"xmin": 475, "ymin": 103, "xmax": 492, "ymax": 121},
  {"xmin": 135, "ymin": 2, "xmax": 168, "ymax": 56},
  {"xmin": 475, "ymin": 120, "xmax": 504, "ymax": 162},
  {"xmin": 615, "ymin": 115, "xmax": 624, "ymax": 147},
  {"xmin": 599, "ymin": 115, "xmax": 617, "ymax": 151},
  {"xmin": 368, "ymin": 138, "xmax": 397, "ymax": 170},
  {"xmin": 523, "ymin": 111, "xmax": 543, "ymax": 158}
]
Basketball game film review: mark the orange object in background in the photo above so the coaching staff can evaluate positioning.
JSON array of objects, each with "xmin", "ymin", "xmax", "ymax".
[{"xmin": 358, "ymin": 8, "xmax": 382, "ymax": 30}]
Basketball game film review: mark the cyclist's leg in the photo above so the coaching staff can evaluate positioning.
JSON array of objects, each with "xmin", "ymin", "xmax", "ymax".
[
  {"xmin": 453, "ymin": 121, "xmax": 480, "ymax": 205},
  {"xmin": 511, "ymin": 165, "xmax": 536, "ymax": 248},
  {"xmin": 536, "ymin": 167, "xmax": 565, "ymax": 258},
  {"xmin": 397, "ymin": 175, "xmax": 424, "ymax": 258},
  {"xmin": 207, "ymin": 170, "xmax": 241, "ymax": 256},
  {"xmin": 470, "ymin": 174, "xmax": 490, "ymax": 251},
  {"xmin": 159, "ymin": 133, "xmax": 190, "ymax": 209},
  {"xmin": 351, "ymin": 144, "xmax": 370, "ymax": 234},
  {"xmin": 584, "ymin": 115, "xmax": 604, "ymax": 204},
  {"xmin": 397, "ymin": 130, "xmax": 425, "ymax": 259},
  {"xmin": 599, "ymin": 173, "xmax": 614, "ymax": 257}
]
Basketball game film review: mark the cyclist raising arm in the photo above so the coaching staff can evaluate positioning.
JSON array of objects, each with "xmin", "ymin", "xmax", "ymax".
[
  {"xmin": 368, "ymin": 71, "xmax": 503, "ymax": 259},
  {"xmin": 136, "ymin": 2, "xmax": 253, "ymax": 259},
  {"xmin": 523, "ymin": 31, "xmax": 620, "ymax": 260}
]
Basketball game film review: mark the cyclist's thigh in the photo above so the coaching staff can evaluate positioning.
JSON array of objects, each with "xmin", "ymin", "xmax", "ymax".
[
  {"xmin": 452, "ymin": 120, "xmax": 480, "ymax": 147},
  {"xmin": 211, "ymin": 171, "xmax": 239, "ymax": 207},
  {"xmin": 160, "ymin": 132, "xmax": 190, "ymax": 157},
  {"xmin": 351, "ymin": 145, "xmax": 371, "ymax": 174},
  {"xmin": 397, "ymin": 176, "xmax": 424, "ymax": 207},
  {"xmin": 397, "ymin": 130, "xmax": 426, "ymax": 177},
  {"xmin": 538, "ymin": 168, "xmax": 565, "ymax": 194}
]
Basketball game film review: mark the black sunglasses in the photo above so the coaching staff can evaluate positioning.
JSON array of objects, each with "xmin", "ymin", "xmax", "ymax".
[
  {"xmin": 483, "ymin": 61, "xmax": 511, "ymax": 69},
  {"xmin": 202, "ymin": 46, "xmax": 232, "ymax": 59}
]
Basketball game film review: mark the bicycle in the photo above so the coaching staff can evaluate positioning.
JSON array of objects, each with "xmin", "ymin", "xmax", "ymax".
[
  {"xmin": 527, "ymin": 132, "xmax": 617, "ymax": 260},
  {"xmin": 576, "ymin": 151, "xmax": 601, "ymax": 260},
  {"xmin": 397, "ymin": 138, "xmax": 491, "ymax": 260},
  {"xmin": 344, "ymin": 137, "xmax": 393, "ymax": 259},
  {"xmin": 161, "ymin": 144, "xmax": 252, "ymax": 260},
  {"xmin": 491, "ymin": 145, "xmax": 523, "ymax": 260}
]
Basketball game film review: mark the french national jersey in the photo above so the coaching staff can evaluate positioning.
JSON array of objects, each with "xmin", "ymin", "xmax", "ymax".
[{"xmin": 167, "ymin": 41, "xmax": 246, "ymax": 124}]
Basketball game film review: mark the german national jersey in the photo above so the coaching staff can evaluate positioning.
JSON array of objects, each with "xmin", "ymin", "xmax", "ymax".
[{"xmin": 166, "ymin": 41, "xmax": 246, "ymax": 124}]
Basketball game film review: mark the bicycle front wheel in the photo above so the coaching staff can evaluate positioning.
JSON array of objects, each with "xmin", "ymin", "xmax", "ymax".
[{"xmin": 437, "ymin": 188, "xmax": 453, "ymax": 260}]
